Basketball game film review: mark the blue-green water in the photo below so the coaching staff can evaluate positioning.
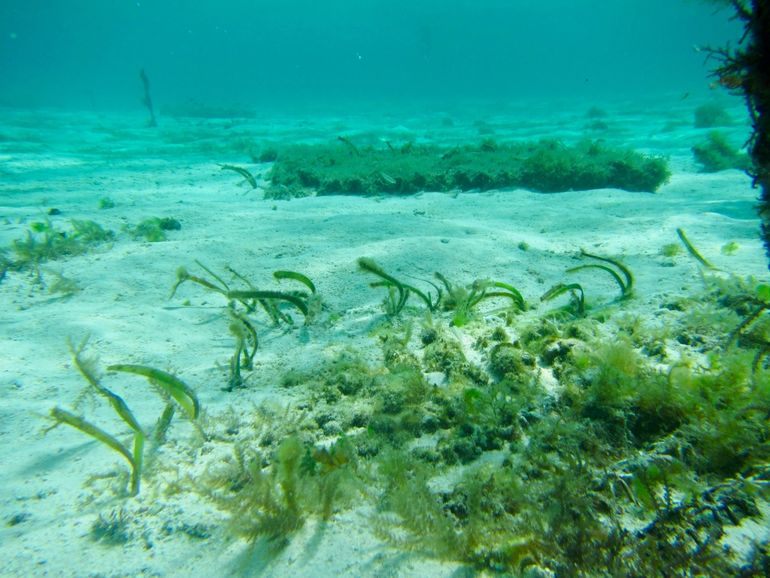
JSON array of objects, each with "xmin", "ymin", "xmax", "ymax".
[
  {"xmin": 0, "ymin": 0, "xmax": 742, "ymax": 110},
  {"xmin": 3, "ymin": 3, "xmax": 770, "ymax": 577}
]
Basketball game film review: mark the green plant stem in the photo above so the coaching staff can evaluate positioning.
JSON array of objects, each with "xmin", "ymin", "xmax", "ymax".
[
  {"xmin": 676, "ymin": 228, "xmax": 719, "ymax": 270},
  {"xmin": 49, "ymin": 407, "xmax": 142, "ymax": 495}
]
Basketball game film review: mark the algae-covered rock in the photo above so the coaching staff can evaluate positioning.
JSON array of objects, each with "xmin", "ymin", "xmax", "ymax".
[{"xmin": 267, "ymin": 139, "xmax": 670, "ymax": 195}]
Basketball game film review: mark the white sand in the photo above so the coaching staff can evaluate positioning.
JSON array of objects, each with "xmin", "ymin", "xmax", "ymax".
[{"xmin": 0, "ymin": 95, "xmax": 766, "ymax": 577}]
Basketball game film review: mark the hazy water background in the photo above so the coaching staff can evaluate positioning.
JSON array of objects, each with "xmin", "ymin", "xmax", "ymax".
[{"xmin": 0, "ymin": 0, "xmax": 743, "ymax": 112}]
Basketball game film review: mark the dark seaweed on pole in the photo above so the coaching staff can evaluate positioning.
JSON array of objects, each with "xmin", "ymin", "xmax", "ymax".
[
  {"xmin": 704, "ymin": 1, "xmax": 770, "ymax": 269},
  {"xmin": 140, "ymin": 69, "xmax": 157, "ymax": 127}
]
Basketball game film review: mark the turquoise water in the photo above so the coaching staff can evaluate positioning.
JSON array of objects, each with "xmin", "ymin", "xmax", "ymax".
[
  {"xmin": 0, "ymin": 1, "xmax": 741, "ymax": 109},
  {"xmin": 2, "ymin": 3, "xmax": 770, "ymax": 578}
]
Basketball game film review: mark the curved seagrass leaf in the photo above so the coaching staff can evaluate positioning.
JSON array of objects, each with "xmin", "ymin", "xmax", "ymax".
[
  {"xmin": 541, "ymin": 282, "xmax": 585, "ymax": 315},
  {"xmin": 579, "ymin": 249, "xmax": 635, "ymax": 295},
  {"xmin": 49, "ymin": 407, "xmax": 142, "ymax": 495},
  {"xmin": 107, "ymin": 364, "xmax": 200, "ymax": 420},
  {"xmin": 676, "ymin": 228, "xmax": 719, "ymax": 271},
  {"xmin": 220, "ymin": 164, "xmax": 257, "ymax": 189},
  {"xmin": 357, "ymin": 257, "xmax": 404, "ymax": 289},
  {"xmin": 480, "ymin": 281, "xmax": 526, "ymax": 310},
  {"xmin": 226, "ymin": 290, "xmax": 309, "ymax": 318},
  {"xmin": 567, "ymin": 264, "xmax": 629, "ymax": 299},
  {"xmin": 274, "ymin": 270, "xmax": 316, "ymax": 294}
]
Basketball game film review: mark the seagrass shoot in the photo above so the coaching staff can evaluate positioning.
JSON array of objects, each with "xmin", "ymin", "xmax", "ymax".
[{"xmin": 46, "ymin": 339, "xmax": 200, "ymax": 496}]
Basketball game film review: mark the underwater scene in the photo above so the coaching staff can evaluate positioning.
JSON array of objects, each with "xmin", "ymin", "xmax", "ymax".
[{"xmin": 2, "ymin": 1, "xmax": 770, "ymax": 576}]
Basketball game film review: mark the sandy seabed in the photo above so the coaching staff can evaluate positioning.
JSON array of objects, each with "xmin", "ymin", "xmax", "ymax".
[{"xmin": 0, "ymin": 95, "xmax": 767, "ymax": 577}]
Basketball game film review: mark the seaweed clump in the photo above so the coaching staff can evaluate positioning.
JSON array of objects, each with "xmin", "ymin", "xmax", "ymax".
[
  {"xmin": 267, "ymin": 138, "xmax": 670, "ymax": 195},
  {"xmin": 125, "ymin": 217, "xmax": 182, "ymax": 242},
  {"xmin": 692, "ymin": 131, "xmax": 751, "ymax": 172},
  {"xmin": 371, "ymin": 317, "xmax": 770, "ymax": 575},
  {"xmin": 202, "ymin": 436, "xmax": 360, "ymax": 550},
  {"xmin": 693, "ymin": 102, "xmax": 733, "ymax": 128},
  {"xmin": 2, "ymin": 219, "xmax": 114, "ymax": 282}
]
